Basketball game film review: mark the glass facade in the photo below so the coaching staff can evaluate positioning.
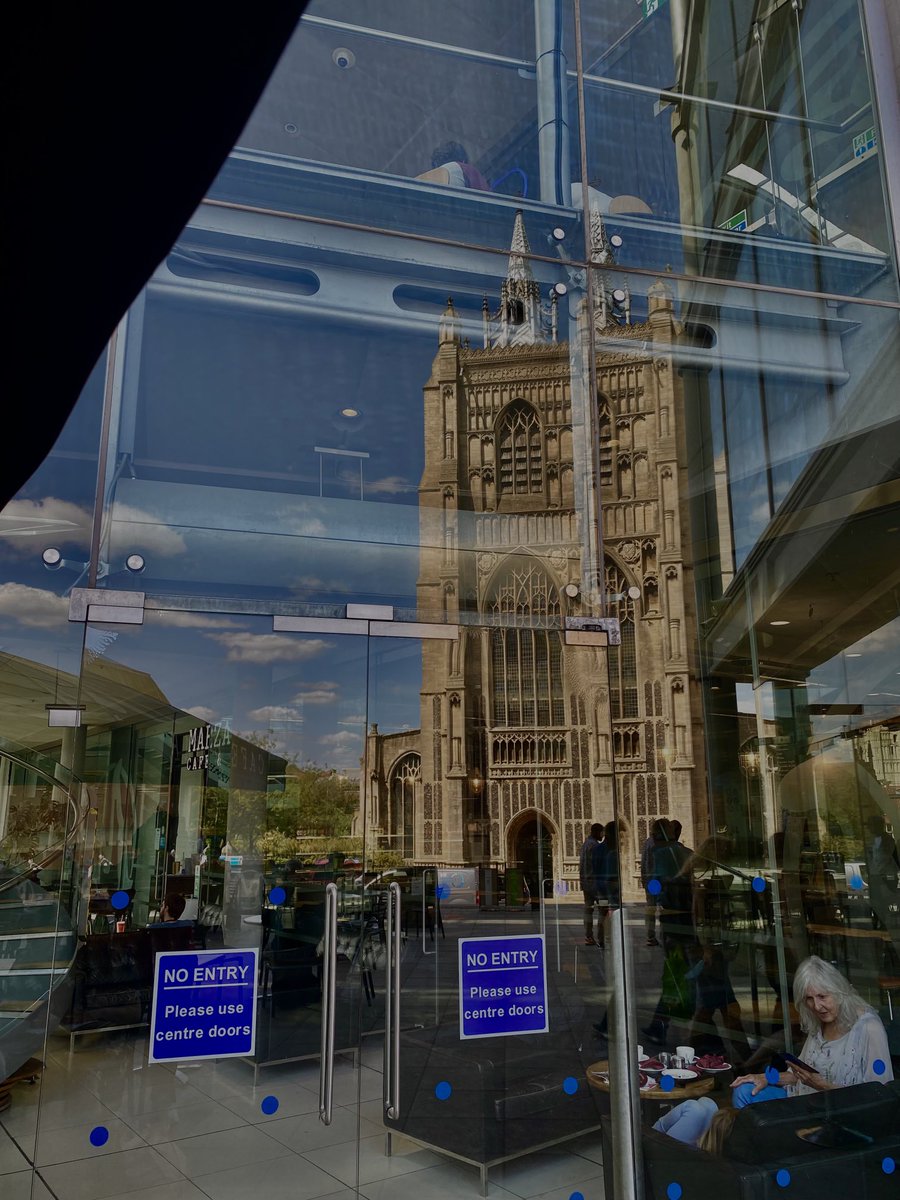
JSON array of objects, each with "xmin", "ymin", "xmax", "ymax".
[{"xmin": 1, "ymin": 3, "xmax": 898, "ymax": 1199}]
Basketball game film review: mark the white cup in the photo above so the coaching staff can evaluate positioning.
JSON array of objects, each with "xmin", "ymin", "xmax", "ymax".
[
  {"xmin": 637, "ymin": 1045, "xmax": 644, "ymax": 1060},
  {"xmin": 677, "ymin": 1045, "xmax": 695, "ymax": 1062}
]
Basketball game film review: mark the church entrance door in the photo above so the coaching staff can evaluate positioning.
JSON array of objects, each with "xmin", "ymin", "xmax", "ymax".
[{"xmin": 511, "ymin": 813, "xmax": 555, "ymax": 903}]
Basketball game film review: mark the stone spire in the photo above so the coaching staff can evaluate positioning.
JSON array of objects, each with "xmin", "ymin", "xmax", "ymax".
[
  {"xmin": 492, "ymin": 210, "xmax": 544, "ymax": 348},
  {"xmin": 589, "ymin": 205, "xmax": 630, "ymax": 331},
  {"xmin": 438, "ymin": 296, "xmax": 461, "ymax": 345},
  {"xmin": 507, "ymin": 209, "xmax": 533, "ymax": 281}
]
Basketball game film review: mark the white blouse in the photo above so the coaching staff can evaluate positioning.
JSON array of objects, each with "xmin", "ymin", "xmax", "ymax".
[{"xmin": 792, "ymin": 1010, "xmax": 894, "ymax": 1095}]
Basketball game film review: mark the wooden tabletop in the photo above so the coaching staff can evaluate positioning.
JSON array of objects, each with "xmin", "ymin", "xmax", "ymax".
[{"xmin": 587, "ymin": 1059, "xmax": 715, "ymax": 1103}]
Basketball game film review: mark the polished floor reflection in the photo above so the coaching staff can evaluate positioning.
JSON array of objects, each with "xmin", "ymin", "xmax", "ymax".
[{"xmin": 0, "ymin": 1010, "xmax": 606, "ymax": 1200}]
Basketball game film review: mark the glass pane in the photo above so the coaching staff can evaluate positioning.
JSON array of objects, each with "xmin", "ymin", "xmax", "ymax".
[
  {"xmin": 23, "ymin": 613, "xmax": 370, "ymax": 1198},
  {"xmin": 212, "ymin": 2, "xmax": 586, "ymax": 256},
  {"xmin": 98, "ymin": 233, "xmax": 600, "ymax": 614},
  {"xmin": 369, "ymin": 631, "xmax": 611, "ymax": 1195},
  {"xmin": 607, "ymin": 265, "xmax": 900, "ymax": 1193},
  {"xmin": 580, "ymin": 0, "xmax": 898, "ymax": 295}
]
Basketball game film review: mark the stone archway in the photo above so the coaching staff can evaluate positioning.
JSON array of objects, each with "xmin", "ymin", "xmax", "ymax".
[{"xmin": 507, "ymin": 809, "xmax": 557, "ymax": 903}]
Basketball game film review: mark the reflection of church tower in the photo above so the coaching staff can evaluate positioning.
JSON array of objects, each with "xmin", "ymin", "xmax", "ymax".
[{"xmin": 367, "ymin": 212, "xmax": 705, "ymax": 890}]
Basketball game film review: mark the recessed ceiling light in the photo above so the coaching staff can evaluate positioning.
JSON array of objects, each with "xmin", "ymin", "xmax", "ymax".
[
  {"xmin": 340, "ymin": 408, "xmax": 359, "ymax": 418},
  {"xmin": 770, "ymin": 620, "xmax": 790, "ymax": 626}
]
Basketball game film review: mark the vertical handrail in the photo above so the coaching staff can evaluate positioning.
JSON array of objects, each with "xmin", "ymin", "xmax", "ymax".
[
  {"xmin": 318, "ymin": 882, "xmax": 338, "ymax": 1125},
  {"xmin": 607, "ymin": 906, "xmax": 643, "ymax": 1200},
  {"xmin": 384, "ymin": 881, "xmax": 402, "ymax": 1119}
]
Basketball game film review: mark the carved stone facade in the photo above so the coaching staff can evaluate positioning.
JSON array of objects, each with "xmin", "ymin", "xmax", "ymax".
[{"xmin": 364, "ymin": 216, "xmax": 707, "ymax": 894}]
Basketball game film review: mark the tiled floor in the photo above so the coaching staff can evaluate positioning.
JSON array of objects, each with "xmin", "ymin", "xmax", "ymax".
[{"xmin": 0, "ymin": 1030, "xmax": 607, "ymax": 1200}]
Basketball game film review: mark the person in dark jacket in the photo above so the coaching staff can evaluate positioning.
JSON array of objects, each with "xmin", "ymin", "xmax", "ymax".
[{"xmin": 579, "ymin": 822, "xmax": 606, "ymax": 945}]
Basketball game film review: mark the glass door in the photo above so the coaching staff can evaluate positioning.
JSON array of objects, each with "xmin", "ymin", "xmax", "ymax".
[
  {"xmin": 36, "ymin": 609, "xmax": 372, "ymax": 1200},
  {"xmin": 370, "ymin": 627, "xmax": 614, "ymax": 1198}
]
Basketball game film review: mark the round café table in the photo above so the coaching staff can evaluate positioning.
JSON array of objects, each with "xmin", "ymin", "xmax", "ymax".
[{"xmin": 587, "ymin": 1059, "xmax": 715, "ymax": 1112}]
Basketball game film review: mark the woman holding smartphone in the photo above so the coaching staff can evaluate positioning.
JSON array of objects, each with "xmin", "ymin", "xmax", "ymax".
[{"xmin": 731, "ymin": 955, "xmax": 893, "ymax": 1105}]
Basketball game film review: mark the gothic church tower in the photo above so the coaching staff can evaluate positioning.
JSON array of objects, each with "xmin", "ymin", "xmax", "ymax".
[{"xmin": 367, "ymin": 212, "xmax": 706, "ymax": 893}]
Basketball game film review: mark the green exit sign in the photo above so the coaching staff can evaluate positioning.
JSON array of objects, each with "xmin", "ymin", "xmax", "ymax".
[
  {"xmin": 720, "ymin": 209, "xmax": 749, "ymax": 232},
  {"xmin": 852, "ymin": 127, "xmax": 877, "ymax": 159}
]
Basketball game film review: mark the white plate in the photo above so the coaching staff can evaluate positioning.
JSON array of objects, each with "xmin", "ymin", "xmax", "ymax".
[
  {"xmin": 698, "ymin": 1064, "xmax": 732, "ymax": 1074},
  {"xmin": 661, "ymin": 1068, "xmax": 700, "ymax": 1083}
]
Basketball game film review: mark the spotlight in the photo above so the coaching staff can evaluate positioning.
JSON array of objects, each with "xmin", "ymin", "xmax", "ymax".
[
  {"xmin": 563, "ymin": 583, "xmax": 580, "ymax": 599},
  {"xmin": 627, "ymin": 586, "xmax": 642, "ymax": 600},
  {"xmin": 332, "ymin": 47, "xmax": 355, "ymax": 69},
  {"xmin": 610, "ymin": 234, "xmax": 624, "ymax": 249},
  {"xmin": 42, "ymin": 547, "xmax": 63, "ymax": 569},
  {"xmin": 552, "ymin": 282, "xmax": 568, "ymax": 296},
  {"xmin": 612, "ymin": 288, "xmax": 627, "ymax": 304},
  {"xmin": 551, "ymin": 227, "xmax": 567, "ymax": 242},
  {"xmin": 125, "ymin": 553, "xmax": 146, "ymax": 574}
]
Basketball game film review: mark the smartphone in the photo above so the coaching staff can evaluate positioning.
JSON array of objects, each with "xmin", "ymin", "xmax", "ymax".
[{"xmin": 772, "ymin": 1052, "xmax": 819, "ymax": 1074}]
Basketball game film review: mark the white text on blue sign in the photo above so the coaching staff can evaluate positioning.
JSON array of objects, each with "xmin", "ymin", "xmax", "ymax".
[
  {"xmin": 459, "ymin": 935, "xmax": 548, "ymax": 1040},
  {"xmin": 149, "ymin": 949, "xmax": 258, "ymax": 1063}
]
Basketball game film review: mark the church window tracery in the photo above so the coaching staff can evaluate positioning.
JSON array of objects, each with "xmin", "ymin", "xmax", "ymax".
[
  {"xmin": 389, "ymin": 754, "xmax": 421, "ymax": 858},
  {"xmin": 606, "ymin": 562, "xmax": 639, "ymax": 719},
  {"xmin": 497, "ymin": 401, "xmax": 543, "ymax": 496},
  {"xmin": 488, "ymin": 563, "xmax": 564, "ymax": 728}
]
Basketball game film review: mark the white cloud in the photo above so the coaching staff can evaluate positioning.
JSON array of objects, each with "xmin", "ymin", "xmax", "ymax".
[
  {"xmin": 208, "ymin": 633, "xmax": 331, "ymax": 664},
  {"xmin": 367, "ymin": 475, "xmax": 415, "ymax": 496},
  {"xmin": 0, "ymin": 584, "xmax": 69, "ymax": 629},
  {"xmin": 338, "ymin": 713, "xmax": 366, "ymax": 726},
  {"xmin": 111, "ymin": 503, "xmax": 188, "ymax": 557},
  {"xmin": 152, "ymin": 611, "xmax": 241, "ymax": 629},
  {"xmin": 320, "ymin": 730, "xmax": 363, "ymax": 750},
  {"xmin": 185, "ymin": 706, "xmax": 218, "ymax": 722},
  {"xmin": 248, "ymin": 705, "xmax": 304, "ymax": 722},
  {"xmin": 0, "ymin": 497, "xmax": 91, "ymax": 555},
  {"xmin": 292, "ymin": 683, "xmax": 340, "ymax": 706}
]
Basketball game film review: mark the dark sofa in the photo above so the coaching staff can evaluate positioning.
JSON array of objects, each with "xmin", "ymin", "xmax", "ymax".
[
  {"xmin": 385, "ymin": 1022, "xmax": 605, "ymax": 1167},
  {"xmin": 601, "ymin": 1081, "xmax": 900, "ymax": 1200},
  {"xmin": 64, "ymin": 925, "xmax": 200, "ymax": 1046}
]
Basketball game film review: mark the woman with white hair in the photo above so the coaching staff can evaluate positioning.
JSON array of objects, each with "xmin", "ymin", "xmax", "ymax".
[{"xmin": 731, "ymin": 955, "xmax": 893, "ymax": 1104}]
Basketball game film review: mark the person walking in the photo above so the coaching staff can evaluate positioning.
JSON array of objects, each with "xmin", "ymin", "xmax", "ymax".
[
  {"xmin": 641, "ymin": 819, "xmax": 668, "ymax": 946},
  {"xmin": 579, "ymin": 822, "xmax": 606, "ymax": 945}
]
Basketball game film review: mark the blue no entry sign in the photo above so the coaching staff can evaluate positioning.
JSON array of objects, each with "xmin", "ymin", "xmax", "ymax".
[
  {"xmin": 149, "ymin": 948, "xmax": 258, "ymax": 1063},
  {"xmin": 458, "ymin": 934, "xmax": 548, "ymax": 1040}
]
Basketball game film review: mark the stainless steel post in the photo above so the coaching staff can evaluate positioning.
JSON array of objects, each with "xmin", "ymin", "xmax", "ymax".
[
  {"xmin": 318, "ymin": 882, "xmax": 338, "ymax": 1125},
  {"xmin": 384, "ymin": 881, "xmax": 401, "ymax": 1119},
  {"xmin": 534, "ymin": 0, "xmax": 572, "ymax": 206},
  {"xmin": 607, "ymin": 906, "xmax": 643, "ymax": 1200}
]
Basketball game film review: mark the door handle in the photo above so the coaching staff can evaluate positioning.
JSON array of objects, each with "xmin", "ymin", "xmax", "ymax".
[
  {"xmin": 384, "ymin": 881, "xmax": 401, "ymax": 1119},
  {"xmin": 319, "ymin": 882, "xmax": 338, "ymax": 1125}
]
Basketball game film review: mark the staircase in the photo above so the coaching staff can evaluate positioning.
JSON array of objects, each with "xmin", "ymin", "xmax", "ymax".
[{"xmin": 0, "ymin": 740, "xmax": 87, "ymax": 1098}]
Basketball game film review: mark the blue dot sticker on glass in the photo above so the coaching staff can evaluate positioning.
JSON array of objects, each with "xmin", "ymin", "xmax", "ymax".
[
  {"xmin": 110, "ymin": 890, "xmax": 129, "ymax": 911},
  {"xmin": 563, "ymin": 1076, "xmax": 578, "ymax": 1095},
  {"xmin": 765, "ymin": 1065, "xmax": 781, "ymax": 1085},
  {"xmin": 883, "ymin": 1156, "xmax": 896, "ymax": 1175},
  {"xmin": 776, "ymin": 1168, "xmax": 791, "ymax": 1188},
  {"xmin": 89, "ymin": 1126, "xmax": 109, "ymax": 1147},
  {"xmin": 647, "ymin": 879, "xmax": 662, "ymax": 896},
  {"xmin": 660, "ymin": 1073, "xmax": 675, "ymax": 1092},
  {"xmin": 436, "ymin": 883, "xmax": 450, "ymax": 900},
  {"xmin": 666, "ymin": 1183, "xmax": 682, "ymax": 1200},
  {"xmin": 848, "ymin": 874, "xmax": 864, "ymax": 891},
  {"xmin": 751, "ymin": 876, "xmax": 766, "ymax": 894},
  {"xmin": 569, "ymin": 1192, "xmax": 585, "ymax": 1200},
  {"xmin": 435, "ymin": 1080, "xmax": 452, "ymax": 1101},
  {"xmin": 260, "ymin": 1095, "xmax": 279, "ymax": 1115},
  {"xmin": 873, "ymin": 1058, "xmax": 886, "ymax": 1076},
  {"xmin": 268, "ymin": 886, "xmax": 286, "ymax": 906}
]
